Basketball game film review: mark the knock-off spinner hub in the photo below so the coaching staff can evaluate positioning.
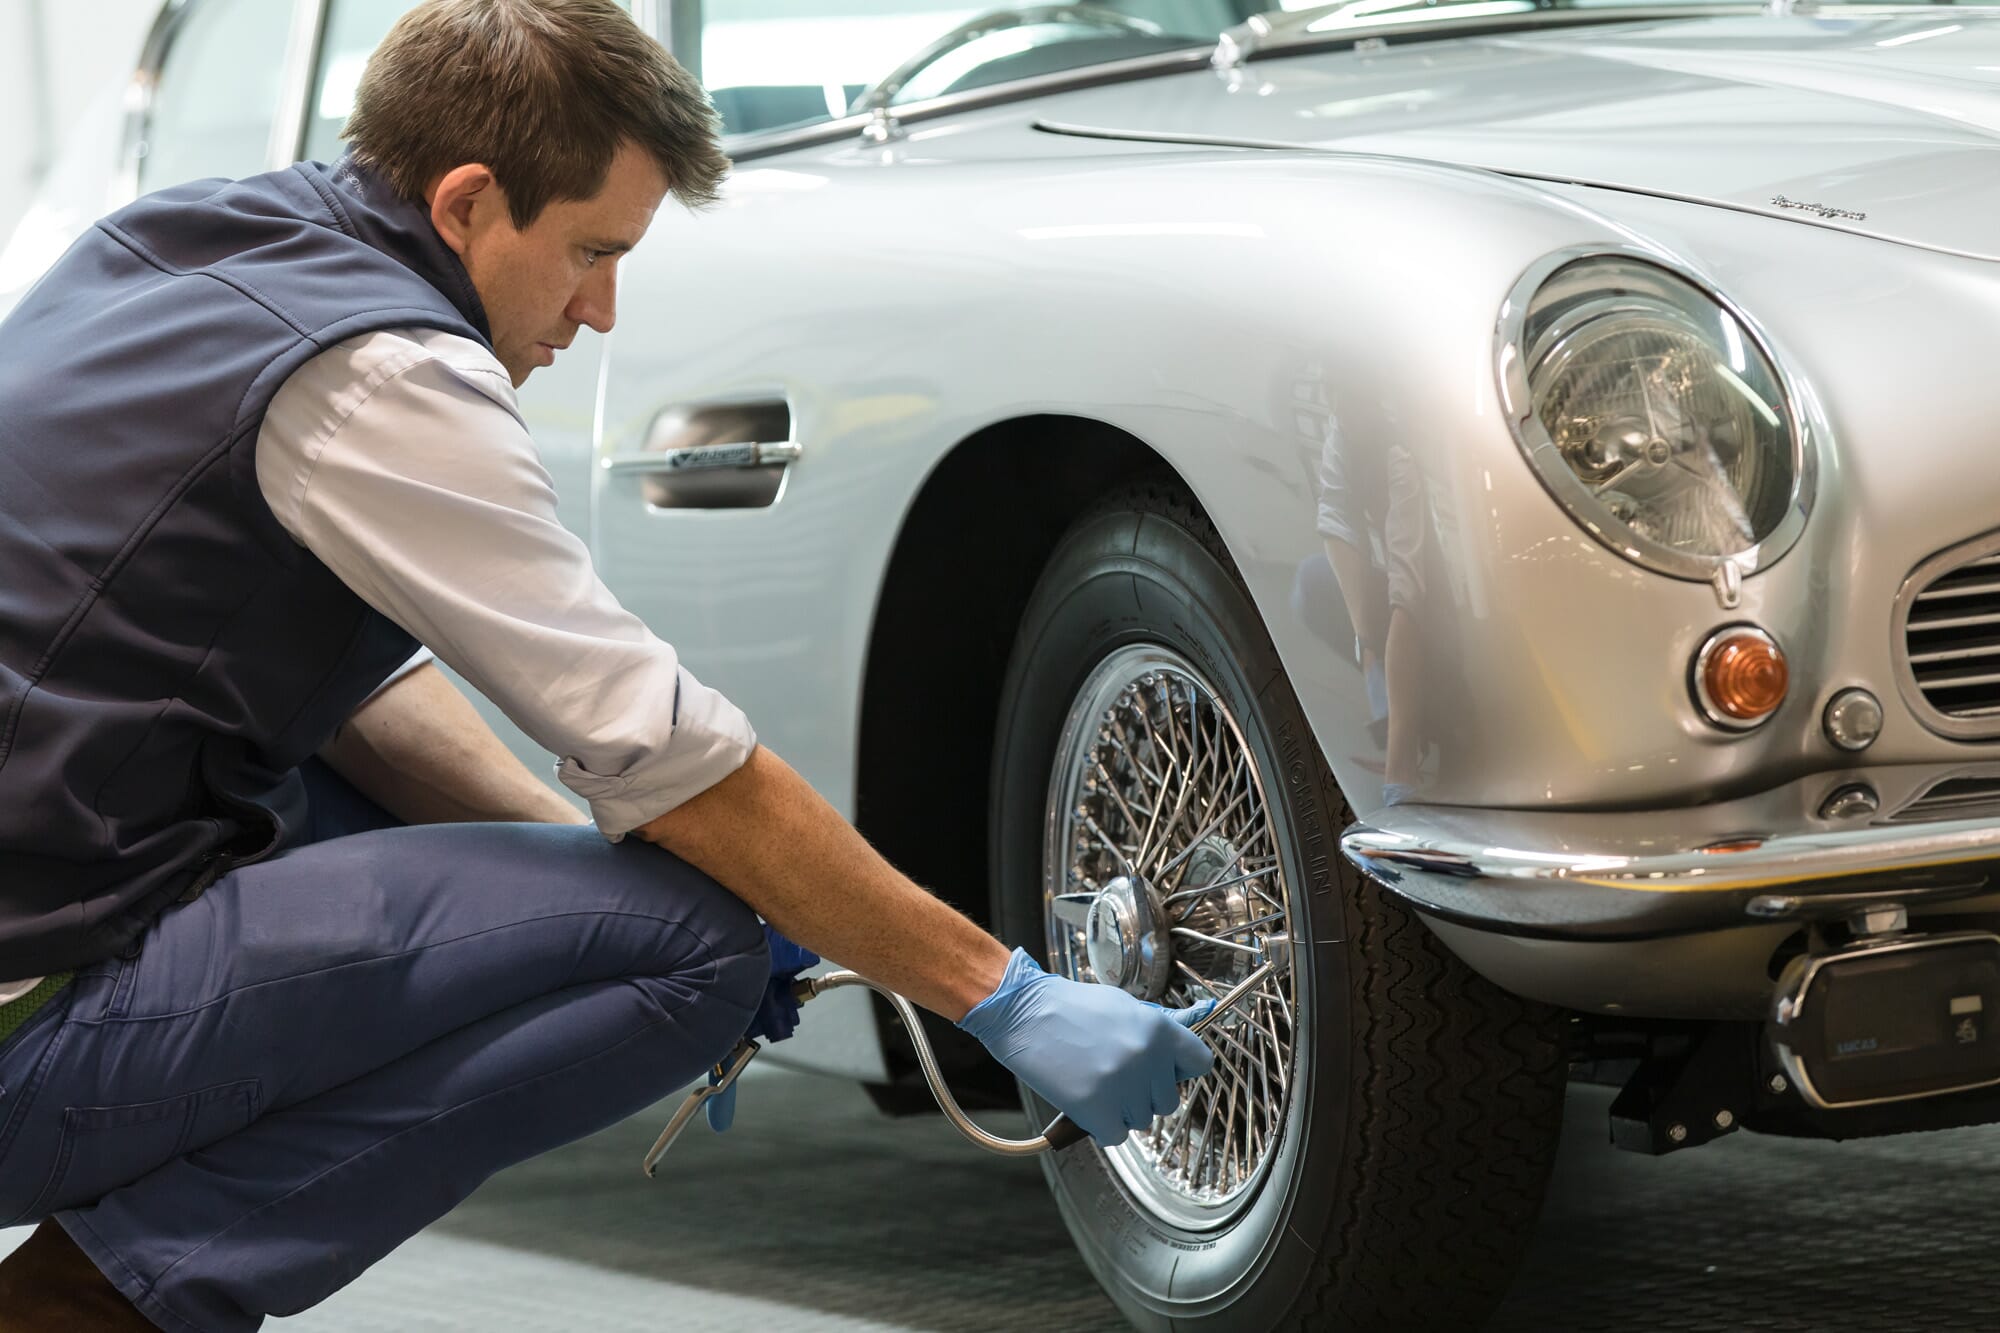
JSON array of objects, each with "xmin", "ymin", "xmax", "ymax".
[{"xmin": 1086, "ymin": 875, "xmax": 1173, "ymax": 1002}]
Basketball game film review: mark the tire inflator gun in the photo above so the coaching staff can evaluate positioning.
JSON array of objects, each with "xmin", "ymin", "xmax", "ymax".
[{"xmin": 642, "ymin": 931, "xmax": 1293, "ymax": 1176}]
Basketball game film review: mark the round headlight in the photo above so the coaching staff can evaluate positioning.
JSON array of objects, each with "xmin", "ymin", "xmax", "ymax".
[{"xmin": 1498, "ymin": 253, "xmax": 1813, "ymax": 581}]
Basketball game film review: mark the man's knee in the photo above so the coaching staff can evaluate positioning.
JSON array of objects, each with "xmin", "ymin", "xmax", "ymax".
[
  {"xmin": 442, "ymin": 825, "xmax": 769, "ymax": 1042},
  {"xmin": 697, "ymin": 892, "xmax": 768, "ymax": 1014},
  {"xmin": 643, "ymin": 900, "xmax": 765, "ymax": 1065},
  {"xmin": 705, "ymin": 910, "xmax": 769, "ymax": 1031},
  {"xmin": 595, "ymin": 842, "xmax": 767, "ymax": 1039}
]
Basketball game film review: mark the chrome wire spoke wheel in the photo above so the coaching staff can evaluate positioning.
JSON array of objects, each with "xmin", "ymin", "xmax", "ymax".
[
  {"xmin": 998, "ymin": 492, "xmax": 1562, "ymax": 1329},
  {"xmin": 1041, "ymin": 643, "xmax": 1298, "ymax": 1230}
]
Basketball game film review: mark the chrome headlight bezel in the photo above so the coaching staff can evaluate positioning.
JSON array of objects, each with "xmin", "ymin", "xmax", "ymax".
[{"xmin": 1496, "ymin": 246, "xmax": 1818, "ymax": 584}]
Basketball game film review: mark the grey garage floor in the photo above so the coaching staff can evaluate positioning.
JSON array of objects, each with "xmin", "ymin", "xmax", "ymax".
[{"xmin": 6, "ymin": 1073, "xmax": 1998, "ymax": 1331}]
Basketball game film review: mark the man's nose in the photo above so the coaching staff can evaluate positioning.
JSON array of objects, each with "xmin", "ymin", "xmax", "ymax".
[{"xmin": 570, "ymin": 268, "xmax": 617, "ymax": 335}]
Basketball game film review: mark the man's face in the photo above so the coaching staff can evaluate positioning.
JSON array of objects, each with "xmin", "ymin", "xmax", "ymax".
[{"xmin": 433, "ymin": 142, "xmax": 670, "ymax": 386}]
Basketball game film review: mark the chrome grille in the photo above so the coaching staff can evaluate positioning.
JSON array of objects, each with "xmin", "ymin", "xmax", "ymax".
[
  {"xmin": 1889, "ymin": 774, "xmax": 2000, "ymax": 824},
  {"xmin": 1904, "ymin": 550, "xmax": 2000, "ymax": 728}
]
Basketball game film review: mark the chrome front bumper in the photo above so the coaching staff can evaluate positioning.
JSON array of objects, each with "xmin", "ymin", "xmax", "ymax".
[{"xmin": 1341, "ymin": 764, "xmax": 2000, "ymax": 944}]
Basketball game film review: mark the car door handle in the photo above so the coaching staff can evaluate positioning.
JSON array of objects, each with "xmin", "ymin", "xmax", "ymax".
[
  {"xmin": 602, "ymin": 440, "xmax": 802, "ymax": 475},
  {"xmin": 601, "ymin": 398, "xmax": 797, "ymax": 509}
]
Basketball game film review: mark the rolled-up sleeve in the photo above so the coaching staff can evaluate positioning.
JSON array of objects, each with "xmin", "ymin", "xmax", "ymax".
[{"xmin": 257, "ymin": 329, "xmax": 756, "ymax": 835}]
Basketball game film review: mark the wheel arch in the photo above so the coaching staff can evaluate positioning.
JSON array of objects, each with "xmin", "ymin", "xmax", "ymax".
[{"xmin": 852, "ymin": 413, "xmax": 1170, "ymax": 928}]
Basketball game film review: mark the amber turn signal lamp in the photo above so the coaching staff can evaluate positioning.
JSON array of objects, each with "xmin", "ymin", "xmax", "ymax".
[{"xmin": 1693, "ymin": 626, "xmax": 1787, "ymax": 730}]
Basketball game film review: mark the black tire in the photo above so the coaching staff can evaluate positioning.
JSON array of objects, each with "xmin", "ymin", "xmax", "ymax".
[{"xmin": 989, "ymin": 482, "xmax": 1565, "ymax": 1332}]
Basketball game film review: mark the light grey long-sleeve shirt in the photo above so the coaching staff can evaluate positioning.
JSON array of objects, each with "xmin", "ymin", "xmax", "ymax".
[{"xmin": 254, "ymin": 325, "xmax": 758, "ymax": 836}]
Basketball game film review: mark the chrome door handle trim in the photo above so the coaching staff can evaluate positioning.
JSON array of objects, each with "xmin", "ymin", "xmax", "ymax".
[{"xmin": 602, "ymin": 441, "xmax": 802, "ymax": 475}]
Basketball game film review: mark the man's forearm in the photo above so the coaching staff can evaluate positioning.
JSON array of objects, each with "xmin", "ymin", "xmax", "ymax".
[
  {"xmin": 636, "ymin": 746, "xmax": 1010, "ymax": 1022},
  {"xmin": 320, "ymin": 663, "xmax": 588, "ymax": 827}
]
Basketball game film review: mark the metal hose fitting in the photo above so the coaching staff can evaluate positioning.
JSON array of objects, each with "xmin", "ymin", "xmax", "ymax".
[{"xmin": 801, "ymin": 940, "xmax": 1287, "ymax": 1158}]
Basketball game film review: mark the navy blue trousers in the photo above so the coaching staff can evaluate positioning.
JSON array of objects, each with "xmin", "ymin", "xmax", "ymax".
[{"xmin": 0, "ymin": 762, "xmax": 766, "ymax": 1331}]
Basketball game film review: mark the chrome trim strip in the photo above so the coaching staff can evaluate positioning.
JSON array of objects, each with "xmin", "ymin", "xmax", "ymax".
[
  {"xmin": 856, "ymin": 4, "xmax": 1166, "ymax": 116},
  {"xmin": 1915, "ymin": 576, "xmax": 2000, "ymax": 602},
  {"xmin": 602, "ymin": 441, "xmax": 800, "ymax": 474},
  {"xmin": 1910, "ymin": 650, "xmax": 2000, "ymax": 675},
  {"xmin": 1494, "ymin": 246, "xmax": 1818, "ymax": 584},
  {"xmin": 1893, "ymin": 528, "xmax": 2000, "ymax": 741},
  {"xmin": 1787, "ymin": 1, "xmax": 2000, "ymax": 12},
  {"xmin": 1890, "ymin": 767, "xmax": 2000, "ymax": 823},
  {"xmin": 270, "ymin": 0, "xmax": 329, "ymax": 169},
  {"xmin": 1219, "ymin": 3, "xmax": 1760, "ymax": 66},
  {"xmin": 1928, "ymin": 670, "xmax": 2000, "ymax": 691},
  {"xmin": 720, "ymin": 6, "xmax": 1757, "ymax": 165},
  {"xmin": 1911, "ymin": 610, "xmax": 2000, "ymax": 632},
  {"xmin": 723, "ymin": 46, "xmax": 1213, "ymax": 163},
  {"xmin": 1340, "ymin": 780, "xmax": 2000, "ymax": 941}
]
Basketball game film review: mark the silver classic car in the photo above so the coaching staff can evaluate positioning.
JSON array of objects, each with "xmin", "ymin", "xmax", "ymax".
[{"xmin": 10, "ymin": 1, "xmax": 2000, "ymax": 1328}]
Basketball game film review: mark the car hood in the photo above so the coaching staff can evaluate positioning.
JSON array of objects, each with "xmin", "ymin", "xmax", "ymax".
[{"xmin": 1035, "ymin": 12, "xmax": 2000, "ymax": 260}]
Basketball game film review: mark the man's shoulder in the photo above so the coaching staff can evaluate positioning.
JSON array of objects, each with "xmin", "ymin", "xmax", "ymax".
[
  {"xmin": 295, "ymin": 327, "xmax": 518, "ymax": 417},
  {"xmin": 339, "ymin": 327, "xmax": 512, "ymax": 394}
]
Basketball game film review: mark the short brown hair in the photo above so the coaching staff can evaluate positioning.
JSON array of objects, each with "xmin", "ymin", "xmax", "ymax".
[{"xmin": 343, "ymin": 0, "xmax": 728, "ymax": 226}]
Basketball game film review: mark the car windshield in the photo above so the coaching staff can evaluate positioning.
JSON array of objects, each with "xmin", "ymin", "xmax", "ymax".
[{"xmin": 704, "ymin": 0, "xmax": 1951, "ymax": 138}]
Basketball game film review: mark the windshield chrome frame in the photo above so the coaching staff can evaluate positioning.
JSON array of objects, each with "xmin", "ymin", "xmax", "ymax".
[
  {"xmin": 725, "ymin": 43, "xmax": 1216, "ymax": 163},
  {"xmin": 715, "ymin": 2, "xmax": 1804, "ymax": 163}
]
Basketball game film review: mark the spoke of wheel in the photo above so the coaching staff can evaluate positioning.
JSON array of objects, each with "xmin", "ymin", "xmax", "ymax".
[
  {"xmin": 1153, "ymin": 781, "xmax": 1251, "ymax": 884},
  {"xmin": 1174, "ymin": 958, "xmax": 1224, "ymax": 1000},
  {"xmin": 1171, "ymin": 870, "xmax": 1283, "ymax": 930},
  {"xmin": 1160, "ymin": 859, "xmax": 1277, "ymax": 909},
  {"xmin": 1169, "ymin": 1095, "xmax": 1194, "ymax": 1154},
  {"xmin": 1125, "ymin": 736, "xmax": 1171, "ymax": 870},
  {"xmin": 1248, "ymin": 1020, "xmax": 1264, "ymax": 1160},
  {"xmin": 1108, "ymin": 712, "xmax": 1169, "ymax": 795},
  {"xmin": 1075, "ymin": 808, "xmax": 1137, "ymax": 875},
  {"xmin": 1208, "ymin": 1040, "xmax": 1256, "ymax": 1184},
  {"xmin": 1246, "ymin": 881, "xmax": 1286, "ymax": 914},
  {"xmin": 1145, "ymin": 679, "xmax": 1218, "ymax": 858},
  {"xmin": 1169, "ymin": 926, "xmax": 1262, "ymax": 956},
  {"xmin": 1202, "ymin": 1014, "xmax": 1272, "ymax": 1084},
  {"xmin": 1256, "ymin": 992, "xmax": 1288, "ymax": 1104},
  {"xmin": 1193, "ymin": 1068, "xmax": 1221, "ymax": 1192},
  {"xmin": 1092, "ymin": 758, "xmax": 1150, "ymax": 833},
  {"xmin": 1246, "ymin": 994, "xmax": 1290, "ymax": 1094},
  {"xmin": 1125, "ymin": 701, "xmax": 1185, "ymax": 864},
  {"xmin": 1192, "ymin": 1056, "xmax": 1256, "ymax": 1184},
  {"xmin": 1182, "ymin": 693, "xmax": 1231, "ymax": 830},
  {"xmin": 1219, "ymin": 1048, "xmax": 1243, "ymax": 1189},
  {"xmin": 1161, "ymin": 799, "xmax": 1253, "ymax": 893},
  {"xmin": 1226, "ymin": 908, "xmax": 1288, "ymax": 937},
  {"xmin": 1139, "ymin": 682, "xmax": 1184, "ymax": 774}
]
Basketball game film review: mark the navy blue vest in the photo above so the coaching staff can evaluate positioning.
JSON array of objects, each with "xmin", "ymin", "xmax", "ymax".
[{"xmin": 0, "ymin": 159, "xmax": 490, "ymax": 980}]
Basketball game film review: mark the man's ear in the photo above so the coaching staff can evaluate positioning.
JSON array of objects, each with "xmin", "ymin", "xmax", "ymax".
[{"xmin": 427, "ymin": 164, "xmax": 505, "ymax": 257}]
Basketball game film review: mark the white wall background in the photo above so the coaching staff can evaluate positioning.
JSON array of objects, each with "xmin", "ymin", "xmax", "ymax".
[{"xmin": 0, "ymin": 0, "xmax": 160, "ymax": 245}]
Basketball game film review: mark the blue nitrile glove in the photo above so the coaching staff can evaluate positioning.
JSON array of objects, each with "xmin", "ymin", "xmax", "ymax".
[
  {"xmin": 956, "ymin": 948, "xmax": 1217, "ymax": 1147},
  {"xmin": 706, "ymin": 924, "xmax": 820, "ymax": 1133}
]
